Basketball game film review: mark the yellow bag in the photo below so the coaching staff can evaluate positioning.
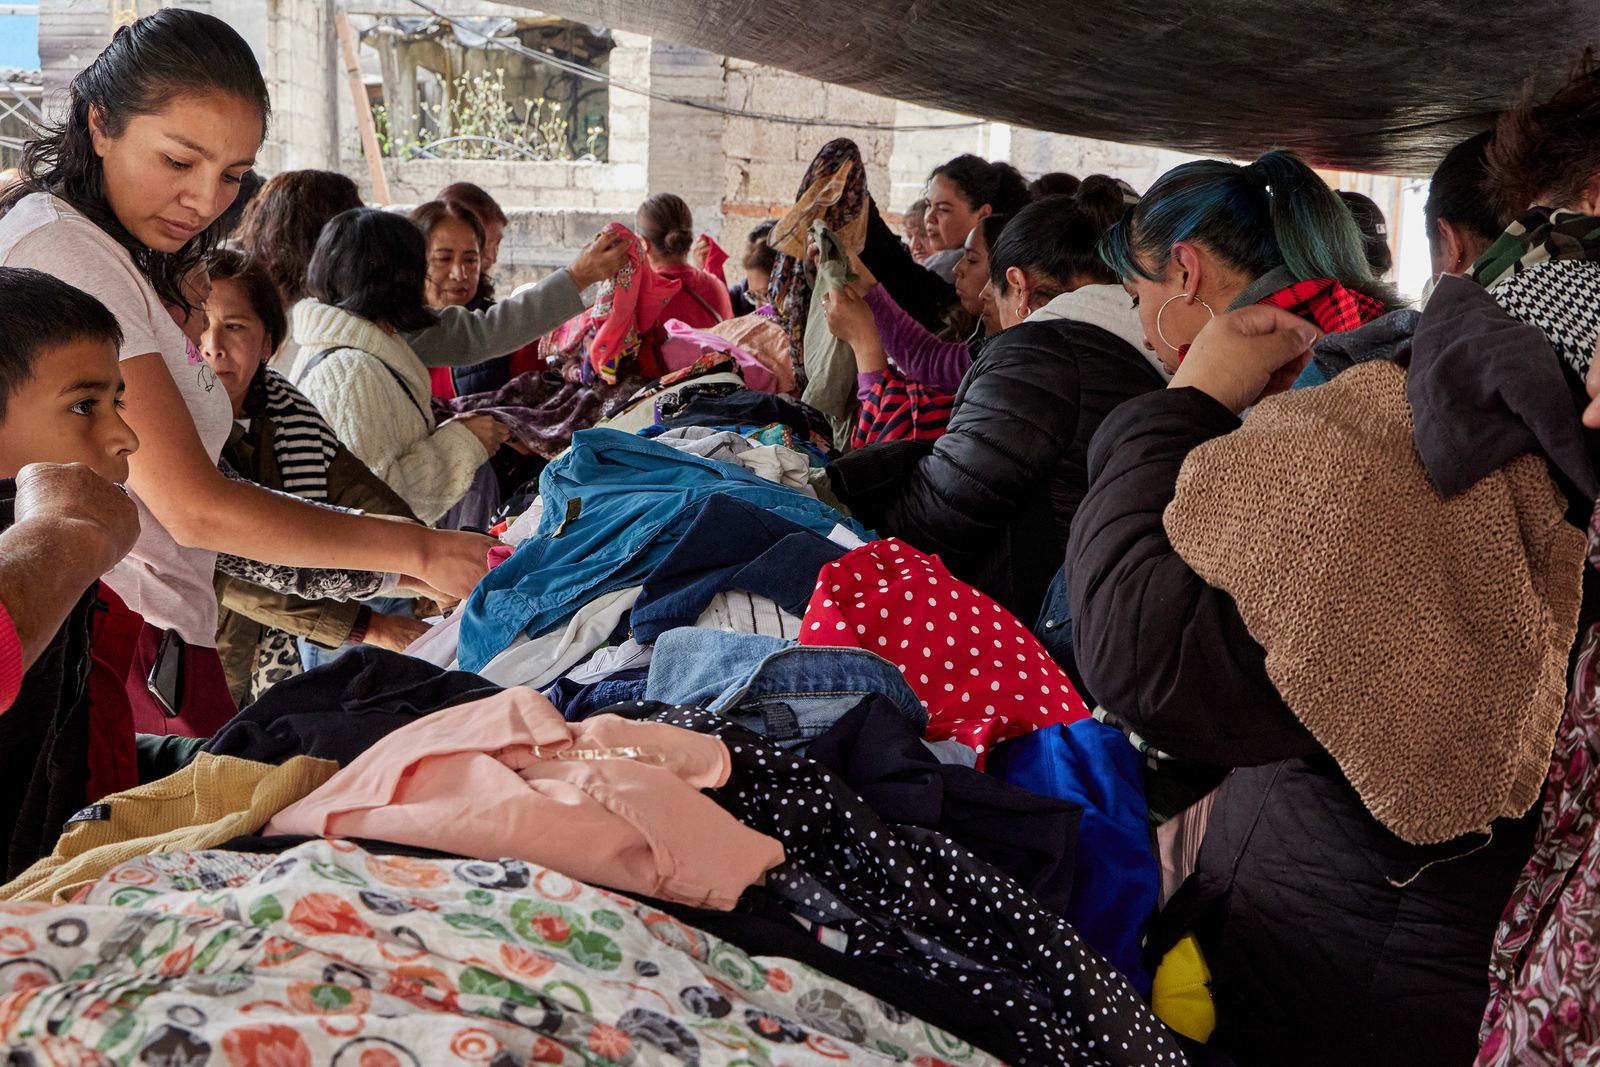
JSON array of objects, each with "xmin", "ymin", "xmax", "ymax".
[{"xmin": 1151, "ymin": 933, "xmax": 1215, "ymax": 1042}]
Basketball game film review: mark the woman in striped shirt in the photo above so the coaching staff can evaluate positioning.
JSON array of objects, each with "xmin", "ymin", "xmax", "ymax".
[{"xmin": 199, "ymin": 249, "xmax": 432, "ymax": 705}]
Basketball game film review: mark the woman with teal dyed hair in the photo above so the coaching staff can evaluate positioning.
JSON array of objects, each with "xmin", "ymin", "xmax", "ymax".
[{"xmin": 1100, "ymin": 149, "xmax": 1397, "ymax": 374}]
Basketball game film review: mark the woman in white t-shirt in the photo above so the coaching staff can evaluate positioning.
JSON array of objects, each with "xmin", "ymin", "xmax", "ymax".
[{"xmin": 0, "ymin": 9, "xmax": 494, "ymax": 737}]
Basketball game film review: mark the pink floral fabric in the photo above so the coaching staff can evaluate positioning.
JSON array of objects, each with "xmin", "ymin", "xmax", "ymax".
[
  {"xmin": 588, "ymin": 224, "xmax": 682, "ymax": 384},
  {"xmin": 1478, "ymin": 501, "xmax": 1600, "ymax": 1065},
  {"xmin": 0, "ymin": 839, "xmax": 1004, "ymax": 1066}
]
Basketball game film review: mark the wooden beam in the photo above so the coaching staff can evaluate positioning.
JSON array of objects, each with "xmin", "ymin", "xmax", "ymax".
[{"xmin": 335, "ymin": 8, "xmax": 391, "ymax": 204}]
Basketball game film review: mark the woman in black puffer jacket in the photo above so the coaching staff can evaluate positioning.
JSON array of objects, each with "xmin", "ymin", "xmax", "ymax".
[{"xmin": 826, "ymin": 190, "xmax": 1165, "ymax": 622}]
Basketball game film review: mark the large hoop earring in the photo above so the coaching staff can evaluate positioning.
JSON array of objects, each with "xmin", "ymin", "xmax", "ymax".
[{"xmin": 1154, "ymin": 293, "xmax": 1215, "ymax": 353}]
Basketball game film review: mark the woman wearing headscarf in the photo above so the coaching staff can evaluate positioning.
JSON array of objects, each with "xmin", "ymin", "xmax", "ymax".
[{"xmin": 767, "ymin": 138, "xmax": 871, "ymax": 374}]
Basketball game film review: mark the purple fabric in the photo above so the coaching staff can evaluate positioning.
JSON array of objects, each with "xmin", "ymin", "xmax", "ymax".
[
  {"xmin": 437, "ymin": 369, "xmax": 646, "ymax": 460},
  {"xmin": 864, "ymin": 285, "xmax": 972, "ymax": 393},
  {"xmin": 857, "ymin": 370, "xmax": 884, "ymax": 405}
]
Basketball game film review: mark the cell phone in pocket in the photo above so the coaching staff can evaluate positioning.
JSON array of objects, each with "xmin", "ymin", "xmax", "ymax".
[{"xmin": 146, "ymin": 628, "xmax": 185, "ymax": 718}]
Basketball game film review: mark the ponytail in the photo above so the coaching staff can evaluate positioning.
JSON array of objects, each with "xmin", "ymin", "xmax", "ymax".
[
  {"xmin": 989, "ymin": 194, "xmax": 1119, "ymax": 298},
  {"xmin": 1101, "ymin": 149, "xmax": 1393, "ymax": 304},
  {"xmin": 1249, "ymin": 151, "xmax": 1375, "ymax": 292}
]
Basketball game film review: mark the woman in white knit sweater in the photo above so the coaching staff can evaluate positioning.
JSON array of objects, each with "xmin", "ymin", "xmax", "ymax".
[{"xmin": 293, "ymin": 208, "xmax": 511, "ymax": 525}]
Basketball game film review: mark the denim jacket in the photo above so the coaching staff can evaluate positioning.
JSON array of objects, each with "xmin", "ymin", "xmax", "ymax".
[{"xmin": 459, "ymin": 429, "xmax": 869, "ymax": 671}]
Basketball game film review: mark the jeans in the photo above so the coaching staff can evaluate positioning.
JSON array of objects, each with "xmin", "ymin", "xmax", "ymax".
[
  {"xmin": 645, "ymin": 629, "xmax": 927, "ymax": 747},
  {"xmin": 1034, "ymin": 563, "xmax": 1091, "ymax": 703}
]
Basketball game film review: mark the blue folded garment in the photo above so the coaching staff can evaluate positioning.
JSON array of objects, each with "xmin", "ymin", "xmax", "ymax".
[{"xmin": 458, "ymin": 428, "xmax": 869, "ymax": 672}]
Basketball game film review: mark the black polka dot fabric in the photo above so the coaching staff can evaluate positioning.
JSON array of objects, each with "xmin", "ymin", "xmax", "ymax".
[{"xmin": 610, "ymin": 701, "xmax": 1187, "ymax": 1067}]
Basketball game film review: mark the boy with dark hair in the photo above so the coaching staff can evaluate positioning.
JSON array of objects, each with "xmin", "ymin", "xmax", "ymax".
[{"xmin": 0, "ymin": 266, "xmax": 145, "ymax": 878}]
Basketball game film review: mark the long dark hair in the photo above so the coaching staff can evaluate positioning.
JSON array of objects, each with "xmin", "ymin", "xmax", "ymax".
[
  {"xmin": 235, "ymin": 170, "xmax": 362, "ymax": 306},
  {"xmin": 306, "ymin": 208, "xmax": 437, "ymax": 333},
  {"xmin": 1, "ymin": 9, "xmax": 270, "ymax": 312}
]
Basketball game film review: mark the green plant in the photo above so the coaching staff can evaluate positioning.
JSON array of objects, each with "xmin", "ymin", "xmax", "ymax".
[{"xmin": 360, "ymin": 68, "xmax": 605, "ymax": 162}]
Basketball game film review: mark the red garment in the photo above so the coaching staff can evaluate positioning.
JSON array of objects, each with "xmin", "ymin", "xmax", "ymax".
[
  {"xmin": 429, "ymin": 366, "xmax": 457, "ymax": 401},
  {"xmin": 0, "ymin": 598, "xmax": 20, "ymax": 714},
  {"xmin": 506, "ymin": 340, "xmax": 545, "ymax": 379},
  {"xmin": 1177, "ymin": 277, "xmax": 1386, "ymax": 363},
  {"xmin": 431, "ymin": 344, "xmax": 544, "ymax": 402},
  {"xmin": 799, "ymin": 539, "xmax": 1091, "ymax": 763},
  {"xmin": 701, "ymin": 235, "xmax": 731, "ymax": 289},
  {"xmin": 1257, "ymin": 276, "xmax": 1387, "ymax": 335},
  {"xmin": 125, "ymin": 623, "xmax": 238, "ymax": 738},
  {"xmin": 86, "ymin": 585, "xmax": 140, "ymax": 802},
  {"xmin": 589, "ymin": 224, "xmax": 682, "ymax": 383},
  {"xmin": 656, "ymin": 264, "xmax": 736, "ymax": 330},
  {"xmin": 851, "ymin": 365, "xmax": 957, "ymax": 448}
]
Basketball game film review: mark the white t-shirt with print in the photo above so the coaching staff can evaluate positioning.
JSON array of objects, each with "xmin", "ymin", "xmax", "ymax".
[{"xmin": 0, "ymin": 193, "xmax": 234, "ymax": 645}]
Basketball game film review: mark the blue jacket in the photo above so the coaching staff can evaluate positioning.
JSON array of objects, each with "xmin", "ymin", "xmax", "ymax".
[
  {"xmin": 459, "ymin": 429, "xmax": 869, "ymax": 670},
  {"xmin": 993, "ymin": 719, "xmax": 1159, "ymax": 995}
]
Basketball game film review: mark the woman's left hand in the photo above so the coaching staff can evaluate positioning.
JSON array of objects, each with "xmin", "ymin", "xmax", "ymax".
[
  {"xmin": 823, "ymin": 286, "xmax": 878, "ymax": 348},
  {"xmin": 1169, "ymin": 306, "xmax": 1321, "ymax": 414},
  {"xmin": 570, "ymin": 230, "xmax": 632, "ymax": 289},
  {"xmin": 690, "ymin": 234, "xmax": 711, "ymax": 270}
]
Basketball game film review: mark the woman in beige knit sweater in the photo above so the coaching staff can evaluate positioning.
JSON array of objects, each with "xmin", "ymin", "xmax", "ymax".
[{"xmin": 292, "ymin": 207, "xmax": 510, "ymax": 525}]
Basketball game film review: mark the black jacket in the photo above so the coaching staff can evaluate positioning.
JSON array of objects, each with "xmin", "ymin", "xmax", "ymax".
[
  {"xmin": 831, "ymin": 317, "xmax": 1164, "ymax": 622},
  {"xmin": 1066, "ymin": 387, "xmax": 1538, "ymax": 1067},
  {"xmin": 0, "ymin": 481, "xmax": 98, "ymax": 880},
  {"xmin": 860, "ymin": 200, "xmax": 958, "ymax": 332}
]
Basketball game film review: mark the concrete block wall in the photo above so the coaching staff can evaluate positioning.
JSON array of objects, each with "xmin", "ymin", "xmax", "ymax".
[
  {"xmin": 721, "ymin": 58, "xmax": 894, "ymax": 227},
  {"xmin": 494, "ymin": 207, "xmax": 615, "ymax": 291},
  {"xmin": 38, "ymin": 0, "xmax": 114, "ymax": 108},
  {"xmin": 253, "ymin": 0, "xmax": 338, "ymax": 174},
  {"xmin": 647, "ymin": 42, "xmax": 726, "ymax": 238},
  {"xmin": 886, "ymin": 101, "xmax": 991, "ymax": 214},
  {"xmin": 355, "ymin": 158, "xmax": 646, "ymax": 213}
]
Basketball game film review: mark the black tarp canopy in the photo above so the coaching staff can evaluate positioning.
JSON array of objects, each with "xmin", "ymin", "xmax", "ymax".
[{"xmin": 503, "ymin": 0, "xmax": 1597, "ymax": 174}]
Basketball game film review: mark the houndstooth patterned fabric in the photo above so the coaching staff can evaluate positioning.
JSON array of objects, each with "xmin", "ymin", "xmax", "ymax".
[{"xmin": 1489, "ymin": 260, "xmax": 1600, "ymax": 381}]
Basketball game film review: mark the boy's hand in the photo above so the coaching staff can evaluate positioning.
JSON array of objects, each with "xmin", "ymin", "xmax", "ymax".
[{"xmin": 15, "ymin": 462, "xmax": 140, "ymax": 573}]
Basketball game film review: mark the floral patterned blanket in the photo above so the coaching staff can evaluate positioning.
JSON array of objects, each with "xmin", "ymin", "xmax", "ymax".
[{"xmin": 0, "ymin": 840, "xmax": 1002, "ymax": 1067}]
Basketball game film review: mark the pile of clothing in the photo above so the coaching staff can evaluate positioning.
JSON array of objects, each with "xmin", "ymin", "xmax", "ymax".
[{"xmin": 0, "ymin": 392, "xmax": 1186, "ymax": 1066}]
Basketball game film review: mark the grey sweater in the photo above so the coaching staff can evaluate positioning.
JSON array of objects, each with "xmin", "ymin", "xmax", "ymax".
[{"xmin": 403, "ymin": 268, "xmax": 587, "ymax": 368}]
